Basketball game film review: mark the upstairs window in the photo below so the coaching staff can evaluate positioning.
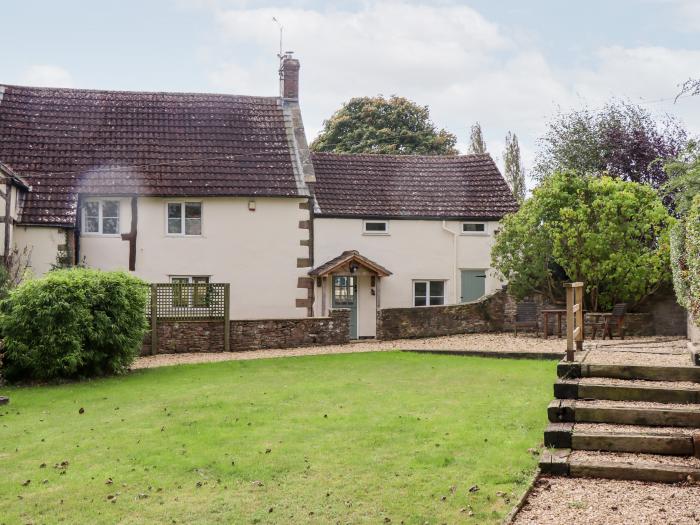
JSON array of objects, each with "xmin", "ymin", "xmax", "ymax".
[
  {"xmin": 167, "ymin": 202, "xmax": 202, "ymax": 236},
  {"xmin": 82, "ymin": 199, "xmax": 120, "ymax": 235},
  {"xmin": 413, "ymin": 280, "xmax": 445, "ymax": 306},
  {"xmin": 363, "ymin": 220, "xmax": 389, "ymax": 235},
  {"xmin": 462, "ymin": 222, "xmax": 486, "ymax": 234}
]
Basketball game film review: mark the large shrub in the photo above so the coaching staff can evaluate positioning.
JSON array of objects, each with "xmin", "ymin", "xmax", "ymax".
[
  {"xmin": 492, "ymin": 171, "xmax": 673, "ymax": 311},
  {"xmin": 671, "ymin": 195, "xmax": 700, "ymax": 322},
  {"xmin": 1, "ymin": 269, "xmax": 149, "ymax": 382}
]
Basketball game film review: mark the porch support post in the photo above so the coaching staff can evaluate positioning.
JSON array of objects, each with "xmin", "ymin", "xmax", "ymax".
[
  {"xmin": 376, "ymin": 276, "xmax": 381, "ymax": 310},
  {"xmin": 321, "ymin": 276, "xmax": 327, "ymax": 316}
]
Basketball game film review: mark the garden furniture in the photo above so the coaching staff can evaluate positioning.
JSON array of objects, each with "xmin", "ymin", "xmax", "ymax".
[
  {"xmin": 514, "ymin": 301, "xmax": 539, "ymax": 337},
  {"xmin": 589, "ymin": 303, "xmax": 627, "ymax": 340}
]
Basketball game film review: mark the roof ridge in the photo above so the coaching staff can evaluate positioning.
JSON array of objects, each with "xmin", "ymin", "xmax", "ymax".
[
  {"xmin": 310, "ymin": 152, "xmax": 494, "ymax": 160},
  {"xmin": 0, "ymin": 83, "xmax": 281, "ymax": 101}
]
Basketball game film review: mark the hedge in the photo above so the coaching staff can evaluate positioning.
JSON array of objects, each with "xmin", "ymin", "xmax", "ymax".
[
  {"xmin": 671, "ymin": 195, "xmax": 700, "ymax": 323},
  {"xmin": 0, "ymin": 268, "xmax": 149, "ymax": 382}
]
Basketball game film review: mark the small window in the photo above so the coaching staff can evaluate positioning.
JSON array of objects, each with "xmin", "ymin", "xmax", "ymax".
[
  {"xmin": 82, "ymin": 199, "xmax": 120, "ymax": 235},
  {"xmin": 413, "ymin": 280, "xmax": 445, "ymax": 306},
  {"xmin": 171, "ymin": 276, "xmax": 210, "ymax": 307},
  {"xmin": 167, "ymin": 202, "xmax": 202, "ymax": 236},
  {"xmin": 363, "ymin": 220, "xmax": 389, "ymax": 234},
  {"xmin": 462, "ymin": 223, "xmax": 486, "ymax": 234}
]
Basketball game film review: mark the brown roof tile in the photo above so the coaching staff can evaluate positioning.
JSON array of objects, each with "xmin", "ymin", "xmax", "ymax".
[
  {"xmin": 0, "ymin": 84, "xmax": 304, "ymax": 226},
  {"xmin": 311, "ymin": 152, "xmax": 518, "ymax": 219}
]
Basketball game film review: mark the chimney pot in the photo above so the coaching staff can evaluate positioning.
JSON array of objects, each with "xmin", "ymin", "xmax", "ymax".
[{"xmin": 280, "ymin": 54, "xmax": 300, "ymax": 100}]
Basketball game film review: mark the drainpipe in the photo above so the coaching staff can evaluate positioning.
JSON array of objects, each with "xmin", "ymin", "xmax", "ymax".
[{"xmin": 441, "ymin": 221, "xmax": 459, "ymax": 304}]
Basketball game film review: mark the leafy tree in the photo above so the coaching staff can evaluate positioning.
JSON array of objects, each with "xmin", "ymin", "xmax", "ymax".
[
  {"xmin": 663, "ymin": 142, "xmax": 700, "ymax": 216},
  {"xmin": 468, "ymin": 122, "xmax": 487, "ymax": 154},
  {"xmin": 311, "ymin": 95, "xmax": 458, "ymax": 155},
  {"xmin": 492, "ymin": 171, "xmax": 673, "ymax": 311},
  {"xmin": 534, "ymin": 100, "xmax": 687, "ymax": 189},
  {"xmin": 503, "ymin": 131, "xmax": 526, "ymax": 203}
]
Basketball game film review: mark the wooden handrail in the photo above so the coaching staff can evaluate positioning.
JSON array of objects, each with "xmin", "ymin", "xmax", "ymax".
[{"xmin": 565, "ymin": 282, "xmax": 584, "ymax": 361}]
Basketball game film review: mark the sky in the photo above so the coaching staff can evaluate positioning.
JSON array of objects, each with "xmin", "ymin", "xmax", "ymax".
[{"xmin": 2, "ymin": 0, "xmax": 700, "ymax": 184}]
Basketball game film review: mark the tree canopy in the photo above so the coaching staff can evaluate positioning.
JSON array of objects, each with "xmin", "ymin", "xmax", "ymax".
[
  {"xmin": 534, "ymin": 100, "xmax": 687, "ymax": 189},
  {"xmin": 468, "ymin": 122, "xmax": 487, "ymax": 154},
  {"xmin": 311, "ymin": 96, "xmax": 458, "ymax": 155},
  {"xmin": 503, "ymin": 131, "xmax": 526, "ymax": 203},
  {"xmin": 491, "ymin": 171, "xmax": 673, "ymax": 311}
]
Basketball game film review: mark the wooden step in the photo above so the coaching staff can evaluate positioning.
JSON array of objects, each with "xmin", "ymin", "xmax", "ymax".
[
  {"xmin": 548, "ymin": 399, "xmax": 700, "ymax": 427},
  {"xmin": 558, "ymin": 361, "xmax": 700, "ymax": 383},
  {"xmin": 554, "ymin": 378, "xmax": 700, "ymax": 404},
  {"xmin": 540, "ymin": 449, "xmax": 700, "ymax": 483}
]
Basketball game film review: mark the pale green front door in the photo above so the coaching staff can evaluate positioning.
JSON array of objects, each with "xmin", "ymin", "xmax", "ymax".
[
  {"xmin": 460, "ymin": 270, "xmax": 486, "ymax": 303},
  {"xmin": 332, "ymin": 275, "xmax": 358, "ymax": 339}
]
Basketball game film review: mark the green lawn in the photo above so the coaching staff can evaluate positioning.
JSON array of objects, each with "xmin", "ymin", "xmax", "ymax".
[{"xmin": 0, "ymin": 352, "xmax": 554, "ymax": 524}]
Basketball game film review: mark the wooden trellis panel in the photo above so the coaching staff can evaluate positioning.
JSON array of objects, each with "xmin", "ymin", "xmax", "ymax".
[{"xmin": 147, "ymin": 283, "xmax": 230, "ymax": 354}]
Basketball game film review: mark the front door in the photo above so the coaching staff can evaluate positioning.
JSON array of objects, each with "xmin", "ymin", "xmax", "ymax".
[
  {"xmin": 460, "ymin": 269, "xmax": 486, "ymax": 303},
  {"xmin": 332, "ymin": 275, "xmax": 358, "ymax": 339}
]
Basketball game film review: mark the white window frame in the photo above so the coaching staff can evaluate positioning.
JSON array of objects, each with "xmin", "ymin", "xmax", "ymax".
[
  {"xmin": 413, "ymin": 280, "xmax": 446, "ymax": 307},
  {"xmin": 169, "ymin": 275, "xmax": 211, "ymax": 308},
  {"xmin": 81, "ymin": 199, "xmax": 121, "ymax": 236},
  {"xmin": 166, "ymin": 201, "xmax": 203, "ymax": 237},
  {"xmin": 362, "ymin": 219, "xmax": 389, "ymax": 235},
  {"xmin": 461, "ymin": 222, "xmax": 488, "ymax": 236}
]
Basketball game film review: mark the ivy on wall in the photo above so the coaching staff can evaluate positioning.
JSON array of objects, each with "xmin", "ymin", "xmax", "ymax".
[{"xmin": 671, "ymin": 195, "xmax": 700, "ymax": 323}]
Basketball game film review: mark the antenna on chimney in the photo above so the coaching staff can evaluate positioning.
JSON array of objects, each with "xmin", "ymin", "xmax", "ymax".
[{"xmin": 272, "ymin": 17, "xmax": 283, "ymax": 59}]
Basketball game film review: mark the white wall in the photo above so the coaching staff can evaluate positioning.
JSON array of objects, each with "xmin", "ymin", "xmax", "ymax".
[
  {"xmin": 79, "ymin": 196, "xmax": 310, "ymax": 320},
  {"xmin": 313, "ymin": 218, "xmax": 502, "ymax": 314},
  {"xmin": 13, "ymin": 225, "xmax": 66, "ymax": 276}
]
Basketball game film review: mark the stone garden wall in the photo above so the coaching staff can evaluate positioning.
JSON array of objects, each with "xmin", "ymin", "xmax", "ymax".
[
  {"xmin": 376, "ymin": 287, "xmax": 686, "ymax": 341},
  {"xmin": 376, "ymin": 289, "xmax": 509, "ymax": 340},
  {"xmin": 142, "ymin": 309, "xmax": 350, "ymax": 355}
]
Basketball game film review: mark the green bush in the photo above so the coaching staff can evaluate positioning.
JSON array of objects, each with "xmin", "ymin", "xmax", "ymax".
[
  {"xmin": 492, "ymin": 171, "xmax": 673, "ymax": 311},
  {"xmin": 673, "ymin": 195, "xmax": 700, "ymax": 323},
  {"xmin": 0, "ymin": 268, "xmax": 149, "ymax": 382}
]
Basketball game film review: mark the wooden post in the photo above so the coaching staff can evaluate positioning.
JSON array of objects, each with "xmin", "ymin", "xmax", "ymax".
[
  {"xmin": 223, "ymin": 283, "xmax": 230, "ymax": 352},
  {"xmin": 150, "ymin": 283, "xmax": 158, "ymax": 356},
  {"xmin": 565, "ymin": 282, "xmax": 584, "ymax": 362},
  {"xmin": 575, "ymin": 286, "xmax": 584, "ymax": 351},
  {"xmin": 321, "ymin": 277, "xmax": 327, "ymax": 316}
]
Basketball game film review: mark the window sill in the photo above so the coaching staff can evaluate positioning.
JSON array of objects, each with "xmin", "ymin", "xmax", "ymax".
[
  {"xmin": 362, "ymin": 232, "xmax": 390, "ymax": 236},
  {"xmin": 80, "ymin": 233, "xmax": 122, "ymax": 238},
  {"xmin": 460, "ymin": 232, "xmax": 489, "ymax": 237},
  {"xmin": 164, "ymin": 234, "xmax": 204, "ymax": 238}
]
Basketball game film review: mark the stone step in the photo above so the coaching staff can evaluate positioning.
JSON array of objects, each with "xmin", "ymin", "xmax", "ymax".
[
  {"xmin": 540, "ymin": 449, "xmax": 700, "ymax": 483},
  {"xmin": 544, "ymin": 422, "xmax": 700, "ymax": 455},
  {"xmin": 558, "ymin": 361, "xmax": 700, "ymax": 383},
  {"xmin": 548, "ymin": 399, "xmax": 700, "ymax": 427},
  {"xmin": 554, "ymin": 377, "xmax": 700, "ymax": 404}
]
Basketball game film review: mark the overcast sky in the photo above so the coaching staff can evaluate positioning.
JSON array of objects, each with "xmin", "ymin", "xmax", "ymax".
[{"xmin": 2, "ymin": 0, "xmax": 699, "ymax": 184}]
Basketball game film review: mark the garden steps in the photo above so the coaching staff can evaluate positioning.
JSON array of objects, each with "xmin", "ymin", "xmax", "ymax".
[
  {"xmin": 541, "ymin": 344, "xmax": 700, "ymax": 483},
  {"xmin": 541, "ymin": 449, "xmax": 700, "ymax": 483},
  {"xmin": 554, "ymin": 377, "xmax": 700, "ymax": 404}
]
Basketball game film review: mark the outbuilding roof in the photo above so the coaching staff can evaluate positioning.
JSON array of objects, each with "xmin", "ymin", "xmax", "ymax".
[
  {"xmin": 0, "ymin": 84, "xmax": 307, "ymax": 226},
  {"xmin": 311, "ymin": 152, "xmax": 518, "ymax": 219}
]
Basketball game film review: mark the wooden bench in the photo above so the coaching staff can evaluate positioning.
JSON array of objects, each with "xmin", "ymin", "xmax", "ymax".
[{"xmin": 514, "ymin": 301, "xmax": 539, "ymax": 337}]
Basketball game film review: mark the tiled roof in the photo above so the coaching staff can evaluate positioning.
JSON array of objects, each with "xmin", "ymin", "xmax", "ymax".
[
  {"xmin": 0, "ymin": 84, "xmax": 305, "ymax": 226},
  {"xmin": 311, "ymin": 152, "xmax": 518, "ymax": 219},
  {"xmin": 309, "ymin": 250, "xmax": 392, "ymax": 277}
]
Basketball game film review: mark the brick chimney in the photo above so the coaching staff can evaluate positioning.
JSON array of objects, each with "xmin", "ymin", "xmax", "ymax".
[{"xmin": 279, "ymin": 52, "xmax": 300, "ymax": 100}]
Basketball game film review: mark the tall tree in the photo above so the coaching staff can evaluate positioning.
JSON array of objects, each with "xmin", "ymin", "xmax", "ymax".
[
  {"xmin": 534, "ymin": 100, "xmax": 687, "ymax": 189},
  {"xmin": 468, "ymin": 122, "xmax": 487, "ymax": 154},
  {"xmin": 503, "ymin": 132, "xmax": 526, "ymax": 203},
  {"xmin": 311, "ymin": 95, "xmax": 458, "ymax": 155},
  {"xmin": 491, "ymin": 171, "xmax": 673, "ymax": 311}
]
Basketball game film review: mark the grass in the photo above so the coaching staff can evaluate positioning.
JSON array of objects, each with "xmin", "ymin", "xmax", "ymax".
[{"xmin": 0, "ymin": 351, "xmax": 554, "ymax": 524}]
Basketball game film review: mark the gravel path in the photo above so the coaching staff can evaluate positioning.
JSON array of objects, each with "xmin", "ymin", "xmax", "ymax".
[
  {"xmin": 132, "ymin": 332, "xmax": 568, "ymax": 369},
  {"xmin": 583, "ymin": 349, "xmax": 691, "ymax": 366},
  {"xmin": 579, "ymin": 377, "xmax": 700, "ymax": 389},
  {"xmin": 569, "ymin": 450, "xmax": 700, "ymax": 468},
  {"xmin": 576, "ymin": 399, "xmax": 700, "ymax": 410},
  {"xmin": 513, "ymin": 476, "xmax": 700, "ymax": 524},
  {"xmin": 573, "ymin": 422, "xmax": 700, "ymax": 436}
]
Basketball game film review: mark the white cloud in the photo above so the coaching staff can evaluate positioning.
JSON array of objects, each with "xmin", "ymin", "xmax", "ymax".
[
  {"xmin": 196, "ymin": 1, "xmax": 700, "ymax": 184},
  {"xmin": 19, "ymin": 65, "xmax": 74, "ymax": 88}
]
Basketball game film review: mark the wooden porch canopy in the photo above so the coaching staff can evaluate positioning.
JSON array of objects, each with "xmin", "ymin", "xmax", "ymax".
[{"xmin": 309, "ymin": 250, "xmax": 392, "ymax": 277}]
